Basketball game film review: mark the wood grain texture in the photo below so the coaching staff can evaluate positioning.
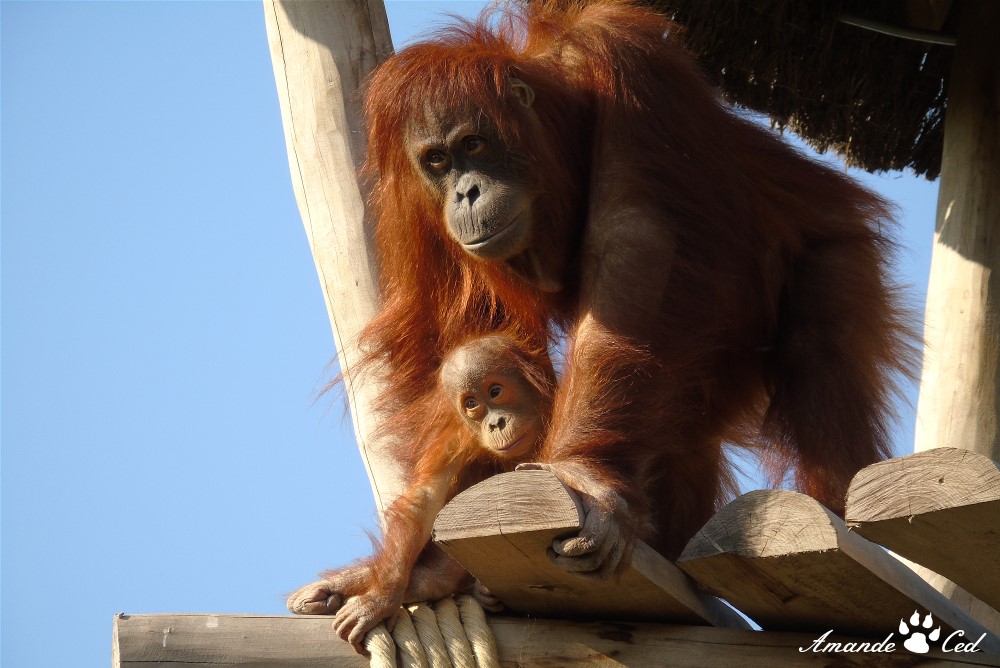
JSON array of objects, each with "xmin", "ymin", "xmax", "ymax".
[
  {"xmin": 846, "ymin": 447, "xmax": 1000, "ymax": 612},
  {"xmin": 112, "ymin": 613, "xmax": 1000, "ymax": 667},
  {"xmin": 264, "ymin": 0, "xmax": 404, "ymax": 516},
  {"xmin": 914, "ymin": 0, "xmax": 1000, "ymax": 462},
  {"xmin": 678, "ymin": 489, "xmax": 1000, "ymax": 652},
  {"xmin": 432, "ymin": 470, "xmax": 746, "ymax": 628}
]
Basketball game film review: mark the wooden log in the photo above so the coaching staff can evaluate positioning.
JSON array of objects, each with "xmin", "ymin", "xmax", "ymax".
[
  {"xmin": 909, "ymin": 1, "xmax": 1000, "ymax": 617},
  {"xmin": 914, "ymin": 0, "xmax": 1000, "ymax": 462},
  {"xmin": 263, "ymin": 0, "xmax": 404, "ymax": 516},
  {"xmin": 677, "ymin": 489, "xmax": 1000, "ymax": 652},
  {"xmin": 846, "ymin": 447, "xmax": 1000, "ymax": 613},
  {"xmin": 432, "ymin": 470, "xmax": 746, "ymax": 629},
  {"xmin": 112, "ymin": 613, "xmax": 1000, "ymax": 667}
]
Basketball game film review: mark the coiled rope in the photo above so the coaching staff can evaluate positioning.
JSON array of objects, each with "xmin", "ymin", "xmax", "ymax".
[{"xmin": 365, "ymin": 595, "xmax": 500, "ymax": 668}]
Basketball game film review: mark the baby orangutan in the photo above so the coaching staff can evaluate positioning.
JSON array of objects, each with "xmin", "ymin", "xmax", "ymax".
[{"xmin": 287, "ymin": 334, "xmax": 554, "ymax": 651}]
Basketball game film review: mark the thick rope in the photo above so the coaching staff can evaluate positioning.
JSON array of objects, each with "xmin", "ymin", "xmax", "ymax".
[
  {"xmin": 394, "ymin": 609, "xmax": 427, "ymax": 668},
  {"xmin": 433, "ymin": 598, "xmax": 476, "ymax": 666},
  {"xmin": 456, "ymin": 596, "xmax": 500, "ymax": 668},
  {"xmin": 365, "ymin": 596, "xmax": 500, "ymax": 668},
  {"xmin": 365, "ymin": 625, "xmax": 398, "ymax": 668},
  {"xmin": 410, "ymin": 602, "xmax": 452, "ymax": 667}
]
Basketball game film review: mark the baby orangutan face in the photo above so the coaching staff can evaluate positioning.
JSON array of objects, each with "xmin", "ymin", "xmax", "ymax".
[{"xmin": 440, "ymin": 336, "xmax": 547, "ymax": 460}]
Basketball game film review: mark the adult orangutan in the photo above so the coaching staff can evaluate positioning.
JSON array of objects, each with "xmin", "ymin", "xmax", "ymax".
[
  {"xmin": 297, "ymin": 0, "xmax": 919, "ymax": 638},
  {"xmin": 288, "ymin": 335, "xmax": 555, "ymax": 649}
]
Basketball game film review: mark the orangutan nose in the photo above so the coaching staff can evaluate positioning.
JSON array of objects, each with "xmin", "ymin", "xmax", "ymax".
[{"xmin": 456, "ymin": 179, "xmax": 481, "ymax": 207}]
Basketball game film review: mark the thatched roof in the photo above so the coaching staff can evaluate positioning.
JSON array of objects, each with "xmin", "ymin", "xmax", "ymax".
[{"xmin": 651, "ymin": 0, "xmax": 957, "ymax": 179}]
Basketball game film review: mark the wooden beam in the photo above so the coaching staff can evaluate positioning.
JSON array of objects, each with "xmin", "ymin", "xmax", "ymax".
[
  {"xmin": 432, "ymin": 470, "xmax": 746, "ymax": 629},
  {"xmin": 846, "ymin": 447, "xmax": 1000, "ymax": 612},
  {"xmin": 263, "ymin": 0, "xmax": 404, "ymax": 516},
  {"xmin": 677, "ymin": 490, "xmax": 1000, "ymax": 652},
  {"xmin": 112, "ymin": 613, "xmax": 1000, "ymax": 667},
  {"xmin": 914, "ymin": 0, "xmax": 1000, "ymax": 462}
]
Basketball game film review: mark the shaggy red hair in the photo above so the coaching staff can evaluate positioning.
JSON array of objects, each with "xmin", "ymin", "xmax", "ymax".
[{"xmin": 359, "ymin": 0, "xmax": 917, "ymax": 559}]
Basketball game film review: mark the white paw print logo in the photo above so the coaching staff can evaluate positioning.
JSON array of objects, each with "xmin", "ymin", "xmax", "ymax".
[{"xmin": 899, "ymin": 611, "xmax": 941, "ymax": 654}]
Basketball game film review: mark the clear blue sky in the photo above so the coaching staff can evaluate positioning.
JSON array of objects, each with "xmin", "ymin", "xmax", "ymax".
[{"xmin": 1, "ymin": 2, "xmax": 937, "ymax": 665}]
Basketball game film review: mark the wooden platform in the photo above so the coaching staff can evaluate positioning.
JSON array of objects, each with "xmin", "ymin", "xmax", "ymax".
[{"xmin": 114, "ymin": 448, "xmax": 1000, "ymax": 666}]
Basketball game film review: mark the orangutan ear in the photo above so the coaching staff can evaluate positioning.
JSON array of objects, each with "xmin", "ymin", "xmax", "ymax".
[{"xmin": 509, "ymin": 78, "xmax": 535, "ymax": 108}]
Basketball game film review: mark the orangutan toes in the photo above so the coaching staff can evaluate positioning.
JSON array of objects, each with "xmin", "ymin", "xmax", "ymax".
[
  {"xmin": 472, "ymin": 580, "xmax": 504, "ymax": 612},
  {"xmin": 287, "ymin": 580, "xmax": 344, "ymax": 615}
]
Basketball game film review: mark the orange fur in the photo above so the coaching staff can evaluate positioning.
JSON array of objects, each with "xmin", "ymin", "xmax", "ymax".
[
  {"xmin": 296, "ymin": 336, "xmax": 556, "ymax": 629},
  {"xmin": 359, "ymin": 0, "xmax": 918, "ymax": 562}
]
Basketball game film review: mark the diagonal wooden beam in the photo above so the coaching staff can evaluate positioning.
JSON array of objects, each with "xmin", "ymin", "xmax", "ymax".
[{"xmin": 264, "ymin": 0, "xmax": 403, "ymax": 518}]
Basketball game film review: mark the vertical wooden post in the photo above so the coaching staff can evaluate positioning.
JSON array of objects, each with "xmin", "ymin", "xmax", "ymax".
[
  {"xmin": 263, "ymin": 0, "xmax": 404, "ymax": 517},
  {"xmin": 910, "ymin": 0, "xmax": 999, "ymax": 622},
  {"xmin": 915, "ymin": 0, "xmax": 1000, "ymax": 462}
]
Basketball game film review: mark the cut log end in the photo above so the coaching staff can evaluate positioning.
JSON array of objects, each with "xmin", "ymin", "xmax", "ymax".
[
  {"xmin": 846, "ymin": 447, "xmax": 1000, "ymax": 523},
  {"xmin": 846, "ymin": 447, "xmax": 1000, "ymax": 615},
  {"xmin": 679, "ymin": 489, "xmax": 840, "ymax": 562}
]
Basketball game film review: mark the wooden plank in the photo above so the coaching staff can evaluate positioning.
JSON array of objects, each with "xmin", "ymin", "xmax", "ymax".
[
  {"xmin": 846, "ymin": 447, "xmax": 1000, "ymax": 612},
  {"xmin": 677, "ymin": 489, "xmax": 1000, "ymax": 652},
  {"xmin": 112, "ymin": 613, "xmax": 1000, "ymax": 667},
  {"xmin": 432, "ymin": 470, "xmax": 746, "ymax": 628},
  {"xmin": 914, "ymin": 0, "xmax": 1000, "ymax": 464},
  {"xmin": 263, "ymin": 0, "xmax": 405, "ymax": 517}
]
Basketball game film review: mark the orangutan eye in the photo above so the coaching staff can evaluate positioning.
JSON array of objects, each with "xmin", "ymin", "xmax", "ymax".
[
  {"xmin": 463, "ymin": 136, "xmax": 486, "ymax": 155},
  {"xmin": 464, "ymin": 397, "xmax": 479, "ymax": 410},
  {"xmin": 425, "ymin": 149, "xmax": 449, "ymax": 170},
  {"xmin": 488, "ymin": 384, "xmax": 502, "ymax": 399}
]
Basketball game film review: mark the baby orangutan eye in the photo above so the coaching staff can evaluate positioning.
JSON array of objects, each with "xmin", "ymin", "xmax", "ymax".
[
  {"xmin": 489, "ymin": 384, "xmax": 502, "ymax": 399},
  {"xmin": 464, "ymin": 397, "xmax": 479, "ymax": 410}
]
